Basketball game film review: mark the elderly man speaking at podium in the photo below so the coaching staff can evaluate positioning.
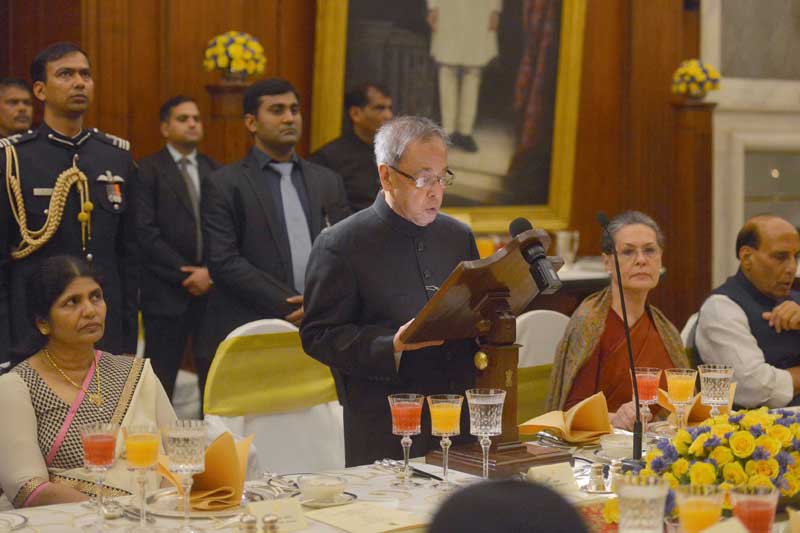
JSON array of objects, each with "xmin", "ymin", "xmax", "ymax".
[{"xmin": 301, "ymin": 116, "xmax": 480, "ymax": 467}]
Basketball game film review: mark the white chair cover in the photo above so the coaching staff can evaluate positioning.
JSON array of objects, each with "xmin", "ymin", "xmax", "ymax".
[
  {"xmin": 204, "ymin": 319, "xmax": 345, "ymax": 474},
  {"xmin": 515, "ymin": 309, "xmax": 570, "ymax": 368},
  {"xmin": 681, "ymin": 312, "xmax": 699, "ymax": 346}
]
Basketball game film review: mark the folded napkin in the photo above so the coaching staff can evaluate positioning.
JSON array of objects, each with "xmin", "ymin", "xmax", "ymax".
[
  {"xmin": 656, "ymin": 384, "xmax": 736, "ymax": 427},
  {"xmin": 519, "ymin": 392, "xmax": 613, "ymax": 444},
  {"xmin": 158, "ymin": 431, "xmax": 254, "ymax": 511}
]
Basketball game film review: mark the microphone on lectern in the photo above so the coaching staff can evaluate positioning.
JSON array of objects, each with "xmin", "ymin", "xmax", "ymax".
[
  {"xmin": 509, "ymin": 218, "xmax": 562, "ymax": 294},
  {"xmin": 597, "ymin": 211, "xmax": 644, "ymax": 466}
]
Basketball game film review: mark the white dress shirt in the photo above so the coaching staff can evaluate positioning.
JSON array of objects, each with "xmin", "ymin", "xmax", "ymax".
[
  {"xmin": 166, "ymin": 144, "xmax": 200, "ymax": 197},
  {"xmin": 696, "ymin": 294, "xmax": 794, "ymax": 408}
]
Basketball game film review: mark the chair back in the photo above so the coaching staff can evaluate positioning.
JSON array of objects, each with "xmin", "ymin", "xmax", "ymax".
[
  {"xmin": 515, "ymin": 310, "xmax": 570, "ymax": 425},
  {"xmin": 681, "ymin": 312, "xmax": 700, "ymax": 367},
  {"xmin": 204, "ymin": 319, "xmax": 345, "ymax": 473}
]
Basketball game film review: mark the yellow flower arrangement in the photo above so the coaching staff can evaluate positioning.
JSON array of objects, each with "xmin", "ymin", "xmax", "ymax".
[
  {"xmin": 204, "ymin": 30, "xmax": 266, "ymax": 79},
  {"xmin": 605, "ymin": 407, "xmax": 800, "ymax": 525},
  {"xmin": 671, "ymin": 59, "xmax": 720, "ymax": 98}
]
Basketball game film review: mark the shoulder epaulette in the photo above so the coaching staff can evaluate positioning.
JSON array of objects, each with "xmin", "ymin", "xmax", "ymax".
[
  {"xmin": 0, "ymin": 129, "xmax": 37, "ymax": 148},
  {"xmin": 91, "ymin": 128, "xmax": 131, "ymax": 151}
]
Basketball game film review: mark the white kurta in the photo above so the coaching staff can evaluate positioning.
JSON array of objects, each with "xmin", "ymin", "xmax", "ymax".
[{"xmin": 428, "ymin": 0, "xmax": 501, "ymax": 67}]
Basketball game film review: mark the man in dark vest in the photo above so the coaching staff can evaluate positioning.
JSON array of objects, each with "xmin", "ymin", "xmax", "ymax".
[{"xmin": 696, "ymin": 215, "xmax": 800, "ymax": 407}]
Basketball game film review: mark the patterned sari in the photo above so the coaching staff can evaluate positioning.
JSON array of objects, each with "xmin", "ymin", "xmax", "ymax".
[
  {"xmin": 546, "ymin": 288, "xmax": 689, "ymax": 411},
  {"xmin": 0, "ymin": 353, "xmax": 175, "ymax": 508}
]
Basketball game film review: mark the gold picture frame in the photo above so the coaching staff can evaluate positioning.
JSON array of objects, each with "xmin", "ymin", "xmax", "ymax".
[{"xmin": 311, "ymin": 0, "xmax": 586, "ymax": 233}]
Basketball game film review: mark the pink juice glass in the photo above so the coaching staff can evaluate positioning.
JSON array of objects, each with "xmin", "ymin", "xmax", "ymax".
[{"xmin": 633, "ymin": 367, "xmax": 661, "ymax": 434}]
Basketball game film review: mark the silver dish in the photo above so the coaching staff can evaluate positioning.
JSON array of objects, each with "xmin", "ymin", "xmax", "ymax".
[{"xmin": 143, "ymin": 486, "xmax": 279, "ymax": 519}]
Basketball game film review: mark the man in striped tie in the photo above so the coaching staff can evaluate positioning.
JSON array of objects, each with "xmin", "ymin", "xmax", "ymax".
[{"xmin": 196, "ymin": 78, "xmax": 351, "ymax": 396}]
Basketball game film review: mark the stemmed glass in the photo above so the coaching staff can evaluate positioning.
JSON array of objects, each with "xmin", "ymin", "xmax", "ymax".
[
  {"xmin": 466, "ymin": 388, "xmax": 506, "ymax": 479},
  {"xmin": 162, "ymin": 420, "xmax": 207, "ymax": 533},
  {"xmin": 427, "ymin": 394, "xmax": 463, "ymax": 491},
  {"xmin": 697, "ymin": 364, "xmax": 734, "ymax": 418},
  {"xmin": 79, "ymin": 422, "xmax": 119, "ymax": 532},
  {"xmin": 664, "ymin": 368, "xmax": 697, "ymax": 431},
  {"xmin": 387, "ymin": 393, "xmax": 424, "ymax": 488},
  {"xmin": 675, "ymin": 484, "xmax": 723, "ymax": 533},
  {"xmin": 633, "ymin": 367, "xmax": 661, "ymax": 434},
  {"xmin": 124, "ymin": 423, "xmax": 160, "ymax": 532}
]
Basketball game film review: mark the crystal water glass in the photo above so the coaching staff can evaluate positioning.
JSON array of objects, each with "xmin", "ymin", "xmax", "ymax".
[
  {"xmin": 387, "ymin": 393, "xmax": 424, "ymax": 488},
  {"xmin": 617, "ymin": 474, "xmax": 668, "ymax": 533},
  {"xmin": 697, "ymin": 364, "xmax": 733, "ymax": 418},
  {"xmin": 665, "ymin": 368, "xmax": 697, "ymax": 430},
  {"xmin": 79, "ymin": 422, "xmax": 119, "ymax": 532},
  {"xmin": 124, "ymin": 423, "xmax": 160, "ymax": 532},
  {"xmin": 163, "ymin": 420, "xmax": 207, "ymax": 533},
  {"xmin": 427, "ymin": 394, "xmax": 463, "ymax": 491},
  {"xmin": 633, "ymin": 367, "xmax": 661, "ymax": 434},
  {"xmin": 466, "ymin": 388, "xmax": 506, "ymax": 479},
  {"xmin": 676, "ymin": 484, "xmax": 723, "ymax": 533}
]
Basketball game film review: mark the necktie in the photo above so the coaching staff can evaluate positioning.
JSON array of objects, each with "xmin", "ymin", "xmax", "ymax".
[
  {"xmin": 272, "ymin": 164, "xmax": 312, "ymax": 293},
  {"xmin": 178, "ymin": 157, "xmax": 203, "ymax": 263}
]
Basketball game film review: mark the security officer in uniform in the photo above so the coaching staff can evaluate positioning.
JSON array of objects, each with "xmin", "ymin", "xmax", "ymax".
[{"xmin": 0, "ymin": 42, "xmax": 138, "ymax": 362}]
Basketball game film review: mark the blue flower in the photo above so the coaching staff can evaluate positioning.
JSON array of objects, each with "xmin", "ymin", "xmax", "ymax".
[
  {"xmin": 665, "ymin": 489, "xmax": 676, "ymax": 516},
  {"xmin": 650, "ymin": 457, "xmax": 668, "ymax": 474},
  {"xmin": 724, "ymin": 432, "xmax": 733, "ymax": 441},
  {"xmin": 704, "ymin": 435, "xmax": 722, "ymax": 449},
  {"xmin": 752, "ymin": 446, "xmax": 770, "ymax": 461},
  {"xmin": 705, "ymin": 458, "xmax": 718, "ymax": 469},
  {"xmin": 657, "ymin": 441, "xmax": 679, "ymax": 462},
  {"xmin": 793, "ymin": 438, "xmax": 800, "ymax": 452},
  {"xmin": 749, "ymin": 424, "xmax": 764, "ymax": 438},
  {"xmin": 729, "ymin": 412, "xmax": 744, "ymax": 424},
  {"xmin": 776, "ymin": 416, "xmax": 794, "ymax": 427},
  {"xmin": 777, "ymin": 451, "xmax": 794, "ymax": 474}
]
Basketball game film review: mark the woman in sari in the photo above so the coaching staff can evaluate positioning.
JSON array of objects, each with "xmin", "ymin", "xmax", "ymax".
[
  {"xmin": 546, "ymin": 211, "xmax": 689, "ymax": 430},
  {"xmin": 0, "ymin": 255, "xmax": 176, "ymax": 508}
]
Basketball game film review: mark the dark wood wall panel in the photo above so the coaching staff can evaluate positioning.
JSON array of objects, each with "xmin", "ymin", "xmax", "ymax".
[{"xmin": 571, "ymin": 0, "xmax": 706, "ymax": 328}]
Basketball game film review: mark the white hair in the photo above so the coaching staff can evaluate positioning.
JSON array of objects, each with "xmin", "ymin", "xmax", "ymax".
[{"xmin": 374, "ymin": 116, "xmax": 449, "ymax": 166}]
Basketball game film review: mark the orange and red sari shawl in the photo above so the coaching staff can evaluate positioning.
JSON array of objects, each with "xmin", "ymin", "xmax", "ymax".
[{"xmin": 546, "ymin": 289, "xmax": 688, "ymax": 412}]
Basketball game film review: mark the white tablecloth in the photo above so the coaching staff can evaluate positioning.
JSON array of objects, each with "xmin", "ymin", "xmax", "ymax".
[{"xmin": 3, "ymin": 464, "xmax": 478, "ymax": 532}]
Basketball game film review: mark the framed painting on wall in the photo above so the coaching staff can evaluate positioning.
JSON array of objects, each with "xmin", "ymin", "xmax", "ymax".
[{"xmin": 311, "ymin": 0, "xmax": 585, "ymax": 233}]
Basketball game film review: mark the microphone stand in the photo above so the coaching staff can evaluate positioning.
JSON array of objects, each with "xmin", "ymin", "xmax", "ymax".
[{"xmin": 599, "ymin": 218, "xmax": 644, "ymax": 467}]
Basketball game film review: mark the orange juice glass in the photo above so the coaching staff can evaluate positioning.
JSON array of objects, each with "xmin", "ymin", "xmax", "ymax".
[
  {"xmin": 428, "ymin": 394, "xmax": 463, "ymax": 491},
  {"xmin": 676, "ymin": 485, "xmax": 722, "ymax": 533},
  {"xmin": 124, "ymin": 424, "xmax": 159, "ymax": 532},
  {"xmin": 665, "ymin": 368, "xmax": 697, "ymax": 430}
]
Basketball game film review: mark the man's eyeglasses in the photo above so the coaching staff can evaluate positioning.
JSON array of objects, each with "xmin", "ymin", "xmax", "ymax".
[{"xmin": 388, "ymin": 165, "xmax": 456, "ymax": 189}]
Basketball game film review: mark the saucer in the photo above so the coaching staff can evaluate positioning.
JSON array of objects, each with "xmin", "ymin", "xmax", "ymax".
[{"xmin": 300, "ymin": 492, "xmax": 357, "ymax": 508}]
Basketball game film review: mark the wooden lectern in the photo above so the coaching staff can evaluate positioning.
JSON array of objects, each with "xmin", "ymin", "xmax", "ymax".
[{"xmin": 401, "ymin": 229, "xmax": 563, "ymax": 478}]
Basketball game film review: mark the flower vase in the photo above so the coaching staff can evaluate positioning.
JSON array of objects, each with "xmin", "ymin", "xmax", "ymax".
[{"xmin": 221, "ymin": 69, "xmax": 247, "ymax": 84}]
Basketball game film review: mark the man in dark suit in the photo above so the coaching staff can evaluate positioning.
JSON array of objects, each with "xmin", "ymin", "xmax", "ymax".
[
  {"xmin": 310, "ymin": 83, "xmax": 393, "ymax": 212},
  {"xmin": 136, "ymin": 95, "xmax": 219, "ymax": 399},
  {"xmin": 197, "ymin": 78, "xmax": 351, "ymax": 395},
  {"xmin": 301, "ymin": 116, "xmax": 479, "ymax": 466}
]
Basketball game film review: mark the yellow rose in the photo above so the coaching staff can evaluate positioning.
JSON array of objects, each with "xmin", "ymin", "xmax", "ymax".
[
  {"xmin": 231, "ymin": 59, "xmax": 245, "ymax": 72},
  {"xmin": 689, "ymin": 433, "xmax": 711, "ymax": 457},
  {"xmin": 746, "ymin": 459, "xmax": 779, "ymax": 479},
  {"xmin": 205, "ymin": 48, "xmax": 216, "ymax": 59},
  {"xmin": 710, "ymin": 423, "xmax": 736, "ymax": 441},
  {"xmin": 250, "ymin": 41, "xmax": 264, "ymax": 54},
  {"xmin": 674, "ymin": 430, "xmax": 693, "ymax": 455},
  {"xmin": 228, "ymin": 43, "xmax": 244, "ymax": 60},
  {"xmin": 729, "ymin": 431, "xmax": 756, "ymax": 458},
  {"xmin": 256, "ymin": 63, "xmax": 266, "ymax": 74},
  {"xmin": 709, "ymin": 446, "xmax": 734, "ymax": 467},
  {"xmin": 791, "ymin": 452, "xmax": 800, "ymax": 476},
  {"xmin": 747, "ymin": 474, "xmax": 774, "ymax": 490},
  {"xmin": 603, "ymin": 498, "xmax": 619, "ymax": 524},
  {"xmin": 719, "ymin": 482, "xmax": 734, "ymax": 510},
  {"xmin": 203, "ymin": 59, "xmax": 215, "ymax": 71},
  {"xmin": 767, "ymin": 425, "xmax": 793, "ymax": 448},
  {"xmin": 216, "ymin": 56, "xmax": 229, "ymax": 69},
  {"xmin": 783, "ymin": 473, "xmax": 800, "ymax": 497},
  {"xmin": 638, "ymin": 468, "xmax": 657, "ymax": 479},
  {"xmin": 690, "ymin": 462, "xmax": 717, "ymax": 486},
  {"xmin": 645, "ymin": 448, "xmax": 662, "ymax": 465},
  {"xmin": 755, "ymin": 435, "xmax": 782, "ymax": 458},
  {"xmin": 722, "ymin": 462, "xmax": 747, "ymax": 485},
  {"xmin": 672, "ymin": 458, "xmax": 690, "ymax": 478},
  {"xmin": 662, "ymin": 472, "xmax": 680, "ymax": 489}
]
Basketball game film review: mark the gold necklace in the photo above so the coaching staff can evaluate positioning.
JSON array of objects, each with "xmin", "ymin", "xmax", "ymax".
[{"xmin": 42, "ymin": 348, "xmax": 103, "ymax": 407}]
